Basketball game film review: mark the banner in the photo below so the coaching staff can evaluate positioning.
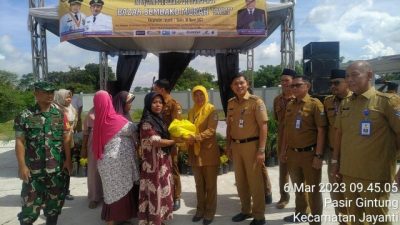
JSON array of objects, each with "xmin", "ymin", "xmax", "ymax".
[{"xmin": 59, "ymin": 0, "xmax": 267, "ymax": 41}]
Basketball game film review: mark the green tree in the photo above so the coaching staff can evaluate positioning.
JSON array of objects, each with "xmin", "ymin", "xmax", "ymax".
[
  {"xmin": 253, "ymin": 65, "xmax": 282, "ymax": 87},
  {"xmin": 18, "ymin": 73, "xmax": 35, "ymax": 91},
  {"xmin": 174, "ymin": 67, "xmax": 218, "ymax": 91},
  {"xmin": 0, "ymin": 70, "xmax": 19, "ymax": 86}
]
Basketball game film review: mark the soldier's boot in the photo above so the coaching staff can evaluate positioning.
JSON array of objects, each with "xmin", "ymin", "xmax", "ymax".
[
  {"xmin": 46, "ymin": 215, "xmax": 59, "ymax": 225},
  {"xmin": 20, "ymin": 221, "xmax": 32, "ymax": 225}
]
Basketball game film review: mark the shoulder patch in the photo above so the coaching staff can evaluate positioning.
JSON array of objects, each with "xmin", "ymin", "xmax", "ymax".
[
  {"xmin": 249, "ymin": 95, "xmax": 260, "ymax": 100},
  {"xmin": 228, "ymin": 97, "xmax": 236, "ymax": 102}
]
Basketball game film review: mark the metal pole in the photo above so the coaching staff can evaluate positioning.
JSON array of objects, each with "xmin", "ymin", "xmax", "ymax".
[
  {"xmin": 99, "ymin": 52, "xmax": 108, "ymax": 90},
  {"xmin": 247, "ymin": 48, "xmax": 254, "ymax": 88}
]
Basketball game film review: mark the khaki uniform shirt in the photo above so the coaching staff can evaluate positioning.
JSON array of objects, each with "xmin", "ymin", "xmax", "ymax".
[
  {"xmin": 335, "ymin": 87, "xmax": 400, "ymax": 182},
  {"xmin": 273, "ymin": 93, "xmax": 295, "ymax": 152},
  {"xmin": 187, "ymin": 110, "xmax": 220, "ymax": 167},
  {"xmin": 323, "ymin": 92, "xmax": 352, "ymax": 148},
  {"xmin": 161, "ymin": 95, "xmax": 182, "ymax": 126},
  {"xmin": 227, "ymin": 92, "xmax": 268, "ymax": 140},
  {"xmin": 284, "ymin": 94, "xmax": 327, "ymax": 148}
]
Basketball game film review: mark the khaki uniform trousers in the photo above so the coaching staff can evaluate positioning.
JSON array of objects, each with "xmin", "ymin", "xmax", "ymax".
[
  {"xmin": 277, "ymin": 145, "xmax": 290, "ymax": 200},
  {"xmin": 287, "ymin": 150, "xmax": 322, "ymax": 225},
  {"xmin": 192, "ymin": 166, "xmax": 219, "ymax": 220},
  {"xmin": 342, "ymin": 176, "xmax": 392, "ymax": 225},
  {"xmin": 262, "ymin": 164, "xmax": 272, "ymax": 195},
  {"xmin": 232, "ymin": 141, "xmax": 265, "ymax": 220},
  {"xmin": 326, "ymin": 149, "xmax": 349, "ymax": 225},
  {"xmin": 171, "ymin": 146, "xmax": 181, "ymax": 200}
]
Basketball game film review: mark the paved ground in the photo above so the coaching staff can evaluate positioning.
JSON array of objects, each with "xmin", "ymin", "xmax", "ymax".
[{"xmin": 1, "ymin": 139, "xmax": 399, "ymax": 225}]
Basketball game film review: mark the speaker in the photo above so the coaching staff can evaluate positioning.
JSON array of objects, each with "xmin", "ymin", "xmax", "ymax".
[
  {"xmin": 303, "ymin": 42, "xmax": 339, "ymax": 60},
  {"xmin": 303, "ymin": 42, "xmax": 340, "ymax": 95}
]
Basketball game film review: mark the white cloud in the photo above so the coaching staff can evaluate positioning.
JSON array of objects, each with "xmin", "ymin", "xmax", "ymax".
[
  {"xmin": 0, "ymin": 35, "xmax": 32, "ymax": 75},
  {"xmin": 361, "ymin": 39, "xmax": 396, "ymax": 59}
]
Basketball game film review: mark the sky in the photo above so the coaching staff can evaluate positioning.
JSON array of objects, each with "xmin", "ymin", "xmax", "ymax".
[{"xmin": 0, "ymin": 0, "xmax": 399, "ymax": 88}]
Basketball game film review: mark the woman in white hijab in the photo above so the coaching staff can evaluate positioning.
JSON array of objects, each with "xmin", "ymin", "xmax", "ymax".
[{"xmin": 54, "ymin": 88, "xmax": 78, "ymax": 201}]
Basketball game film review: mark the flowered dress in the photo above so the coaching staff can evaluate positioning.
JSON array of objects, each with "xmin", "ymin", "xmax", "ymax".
[{"xmin": 138, "ymin": 122, "xmax": 173, "ymax": 225}]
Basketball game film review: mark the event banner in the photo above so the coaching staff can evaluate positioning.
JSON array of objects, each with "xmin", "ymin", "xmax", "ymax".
[{"xmin": 59, "ymin": 0, "xmax": 267, "ymax": 41}]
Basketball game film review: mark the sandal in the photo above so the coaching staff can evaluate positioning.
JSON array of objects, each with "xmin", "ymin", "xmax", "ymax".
[{"xmin": 88, "ymin": 201, "xmax": 98, "ymax": 209}]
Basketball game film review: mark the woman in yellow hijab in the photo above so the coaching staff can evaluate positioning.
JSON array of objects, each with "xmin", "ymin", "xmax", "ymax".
[{"xmin": 186, "ymin": 85, "xmax": 220, "ymax": 225}]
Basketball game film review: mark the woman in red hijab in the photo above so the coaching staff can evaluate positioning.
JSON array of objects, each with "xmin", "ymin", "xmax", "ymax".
[{"xmin": 92, "ymin": 90, "xmax": 139, "ymax": 225}]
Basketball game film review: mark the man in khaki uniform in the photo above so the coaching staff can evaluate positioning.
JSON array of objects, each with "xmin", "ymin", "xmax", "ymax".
[
  {"xmin": 280, "ymin": 76, "xmax": 327, "ymax": 225},
  {"xmin": 226, "ymin": 74, "xmax": 268, "ymax": 225},
  {"xmin": 273, "ymin": 68, "xmax": 296, "ymax": 209},
  {"xmin": 153, "ymin": 79, "xmax": 183, "ymax": 211},
  {"xmin": 332, "ymin": 61, "xmax": 400, "ymax": 225},
  {"xmin": 323, "ymin": 69, "xmax": 351, "ymax": 225}
]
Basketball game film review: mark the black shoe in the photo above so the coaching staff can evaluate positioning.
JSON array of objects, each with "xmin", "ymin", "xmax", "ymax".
[
  {"xmin": 203, "ymin": 219, "xmax": 213, "ymax": 225},
  {"xmin": 250, "ymin": 219, "xmax": 266, "ymax": 225},
  {"xmin": 65, "ymin": 194, "xmax": 74, "ymax": 200},
  {"xmin": 19, "ymin": 221, "xmax": 32, "ymax": 225},
  {"xmin": 265, "ymin": 194, "xmax": 272, "ymax": 204},
  {"xmin": 283, "ymin": 213, "xmax": 308, "ymax": 223},
  {"xmin": 46, "ymin": 215, "xmax": 59, "ymax": 225},
  {"xmin": 173, "ymin": 199, "xmax": 181, "ymax": 211},
  {"xmin": 232, "ymin": 213, "xmax": 252, "ymax": 222},
  {"xmin": 192, "ymin": 215, "xmax": 203, "ymax": 222}
]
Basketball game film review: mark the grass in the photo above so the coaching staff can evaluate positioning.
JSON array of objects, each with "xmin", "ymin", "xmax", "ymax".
[{"xmin": 0, "ymin": 120, "xmax": 14, "ymax": 141}]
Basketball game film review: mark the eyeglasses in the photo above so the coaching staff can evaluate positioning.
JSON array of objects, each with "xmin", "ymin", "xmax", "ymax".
[
  {"xmin": 290, "ymin": 83, "xmax": 305, "ymax": 88},
  {"xmin": 330, "ymin": 80, "xmax": 342, "ymax": 86}
]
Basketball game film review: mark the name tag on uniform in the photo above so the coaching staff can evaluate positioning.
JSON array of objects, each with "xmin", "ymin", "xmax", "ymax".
[
  {"xmin": 360, "ymin": 120, "xmax": 371, "ymax": 136},
  {"xmin": 295, "ymin": 118, "xmax": 301, "ymax": 129},
  {"xmin": 239, "ymin": 119, "xmax": 244, "ymax": 128}
]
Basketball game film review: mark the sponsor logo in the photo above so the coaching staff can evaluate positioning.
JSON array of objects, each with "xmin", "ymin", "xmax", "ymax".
[
  {"xmin": 161, "ymin": 30, "xmax": 171, "ymax": 35},
  {"xmin": 147, "ymin": 30, "xmax": 161, "ymax": 35},
  {"xmin": 135, "ymin": 30, "xmax": 146, "ymax": 35},
  {"xmin": 186, "ymin": 30, "xmax": 202, "ymax": 35}
]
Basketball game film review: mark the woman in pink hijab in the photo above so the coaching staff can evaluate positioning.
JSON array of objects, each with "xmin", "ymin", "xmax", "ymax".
[{"xmin": 92, "ymin": 90, "xmax": 139, "ymax": 225}]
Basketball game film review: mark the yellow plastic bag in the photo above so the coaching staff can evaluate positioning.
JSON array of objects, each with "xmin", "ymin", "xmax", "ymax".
[{"xmin": 168, "ymin": 119, "xmax": 196, "ymax": 138}]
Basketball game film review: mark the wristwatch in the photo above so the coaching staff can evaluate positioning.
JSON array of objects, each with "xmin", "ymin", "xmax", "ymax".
[{"xmin": 331, "ymin": 159, "xmax": 338, "ymax": 164}]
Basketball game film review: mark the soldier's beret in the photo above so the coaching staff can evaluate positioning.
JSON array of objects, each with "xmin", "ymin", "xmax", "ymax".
[
  {"xmin": 89, "ymin": 0, "xmax": 104, "ymax": 5},
  {"xmin": 281, "ymin": 68, "xmax": 296, "ymax": 77},
  {"xmin": 33, "ymin": 81, "xmax": 56, "ymax": 92},
  {"xmin": 330, "ymin": 69, "xmax": 346, "ymax": 79},
  {"xmin": 68, "ymin": 0, "xmax": 83, "ymax": 4}
]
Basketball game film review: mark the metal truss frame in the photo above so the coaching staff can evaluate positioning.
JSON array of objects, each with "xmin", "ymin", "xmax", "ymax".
[
  {"xmin": 280, "ymin": 0, "xmax": 295, "ymax": 70},
  {"xmin": 29, "ymin": 0, "xmax": 48, "ymax": 81}
]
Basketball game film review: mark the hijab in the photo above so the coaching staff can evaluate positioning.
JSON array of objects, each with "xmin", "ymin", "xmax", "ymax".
[
  {"xmin": 54, "ymin": 89, "xmax": 77, "ymax": 123},
  {"xmin": 188, "ymin": 85, "xmax": 215, "ymax": 155},
  {"xmin": 139, "ymin": 92, "xmax": 169, "ymax": 140},
  {"xmin": 92, "ymin": 90, "xmax": 128, "ymax": 160},
  {"xmin": 112, "ymin": 91, "xmax": 134, "ymax": 121}
]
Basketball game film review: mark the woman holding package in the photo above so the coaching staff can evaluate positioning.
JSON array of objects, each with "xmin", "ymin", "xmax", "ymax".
[
  {"xmin": 54, "ymin": 89, "xmax": 78, "ymax": 201},
  {"xmin": 138, "ymin": 92, "xmax": 175, "ymax": 225},
  {"xmin": 186, "ymin": 85, "xmax": 220, "ymax": 225},
  {"xmin": 93, "ymin": 90, "xmax": 139, "ymax": 225},
  {"xmin": 81, "ymin": 107, "xmax": 103, "ymax": 209}
]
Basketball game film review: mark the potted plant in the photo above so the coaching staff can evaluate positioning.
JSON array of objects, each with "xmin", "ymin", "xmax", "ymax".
[
  {"xmin": 178, "ymin": 150, "xmax": 189, "ymax": 175},
  {"xmin": 220, "ymin": 154, "xmax": 229, "ymax": 174},
  {"xmin": 79, "ymin": 157, "xmax": 88, "ymax": 177}
]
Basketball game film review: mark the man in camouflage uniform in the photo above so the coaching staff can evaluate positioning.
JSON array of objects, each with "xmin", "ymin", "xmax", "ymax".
[
  {"xmin": 14, "ymin": 81, "xmax": 72, "ymax": 225},
  {"xmin": 153, "ymin": 79, "xmax": 183, "ymax": 211}
]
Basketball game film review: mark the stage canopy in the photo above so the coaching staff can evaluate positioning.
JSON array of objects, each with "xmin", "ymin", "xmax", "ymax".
[
  {"xmin": 29, "ymin": 2, "xmax": 293, "ymax": 56},
  {"xmin": 29, "ymin": 1, "xmax": 293, "ymax": 113}
]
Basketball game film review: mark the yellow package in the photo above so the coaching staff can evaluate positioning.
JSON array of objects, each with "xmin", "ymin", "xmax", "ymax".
[{"xmin": 168, "ymin": 119, "xmax": 196, "ymax": 138}]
